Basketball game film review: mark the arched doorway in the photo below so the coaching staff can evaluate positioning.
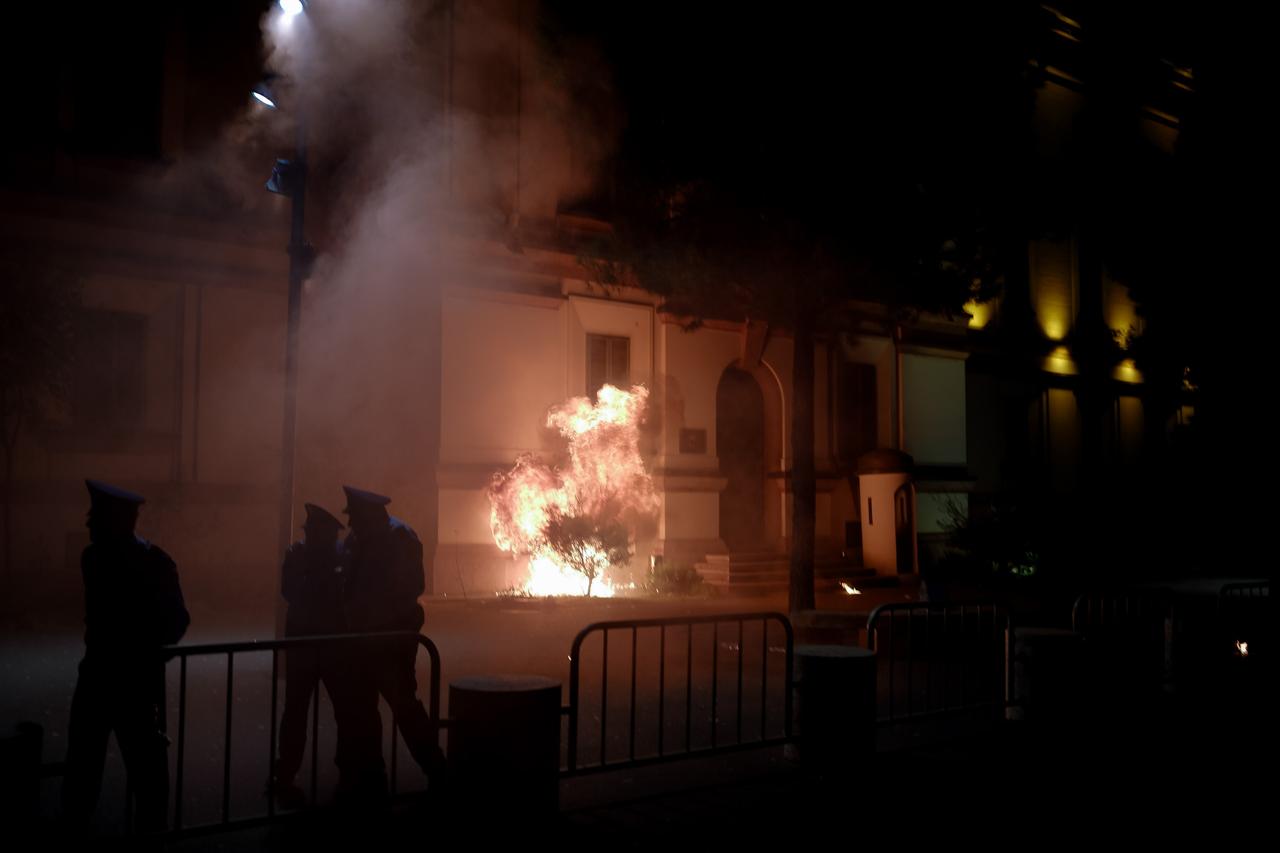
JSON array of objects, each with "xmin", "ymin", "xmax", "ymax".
[{"xmin": 717, "ymin": 367, "xmax": 765, "ymax": 551}]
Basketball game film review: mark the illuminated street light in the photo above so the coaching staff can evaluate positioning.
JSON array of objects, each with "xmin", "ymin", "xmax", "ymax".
[{"xmin": 251, "ymin": 76, "xmax": 279, "ymax": 110}]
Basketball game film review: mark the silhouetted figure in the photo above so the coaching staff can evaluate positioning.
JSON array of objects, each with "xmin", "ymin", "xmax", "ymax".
[
  {"xmin": 62, "ymin": 480, "xmax": 189, "ymax": 835},
  {"xmin": 271, "ymin": 503, "xmax": 348, "ymax": 808},
  {"xmin": 341, "ymin": 486, "xmax": 446, "ymax": 792}
]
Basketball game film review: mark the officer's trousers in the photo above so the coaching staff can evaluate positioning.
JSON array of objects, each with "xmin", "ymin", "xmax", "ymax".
[{"xmin": 62, "ymin": 658, "xmax": 169, "ymax": 834}]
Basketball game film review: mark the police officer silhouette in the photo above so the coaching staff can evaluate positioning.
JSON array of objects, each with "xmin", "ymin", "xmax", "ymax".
[
  {"xmin": 271, "ymin": 502, "xmax": 348, "ymax": 808},
  {"xmin": 62, "ymin": 480, "xmax": 189, "ymax": 835},
  {"xmin": 341, "ymin": 486, "xmax": 446, "ymax": 791}
]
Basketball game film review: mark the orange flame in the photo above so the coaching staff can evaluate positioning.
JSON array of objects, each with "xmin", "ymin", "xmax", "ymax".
[{"xmin": 488, "ymin": 385, "xmax": 658, "ymax": 596}]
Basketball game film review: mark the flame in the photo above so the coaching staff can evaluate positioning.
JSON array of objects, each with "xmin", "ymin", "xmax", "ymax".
[
  {"xmin": 488, "ymin": 385, "xmax": 658, "ymax": 596},
  {"xmin": 525, "ymin": 553, "xmax": 617, "ymax": 598},
  {"xmin": 1236, "ymin": 640, "xmax": 1248, "ymax": 657},
  {"xmin": 840, "ymin": 582, "xmax": 863, "ymax": 595}
]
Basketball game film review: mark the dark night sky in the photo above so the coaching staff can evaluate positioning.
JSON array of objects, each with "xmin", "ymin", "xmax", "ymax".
[
  {"xmin": 0, "ymin": 3, "xmax": 1219, "ymax": 171},
  {"xmin": 0, "ymin": 2, "xmax": 1252, "ymax": 216},
  {"xmin": 2, "ymin": 1, "xmax": 271, "ymax": 164}
]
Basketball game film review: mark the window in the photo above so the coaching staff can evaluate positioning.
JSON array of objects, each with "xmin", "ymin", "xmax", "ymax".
[
  {"xmin": 587, "ymin": 334, "xmax": 629, "ymax": 399},
  {"xmin": 72, "ymin": 310, "xmax": 147, "ymax": 430}
]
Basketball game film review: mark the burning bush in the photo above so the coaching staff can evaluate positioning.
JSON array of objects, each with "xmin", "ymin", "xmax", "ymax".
[
  {"xmin": 541, "ymin": 504, "xmax": 631, "ymax": 597},
  {"xmin": 487, "ymin": 385, "xmax": 658, "ymax": 596}
]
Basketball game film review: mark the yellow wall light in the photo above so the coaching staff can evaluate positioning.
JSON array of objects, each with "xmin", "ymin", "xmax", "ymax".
[
  {"xmin": 1113, "ymin": 359, "xmax": 1143, "ymax": 384},
  {"xmin": 1043, "ymin": 345, "xmax": 1077, "ymax": 376}
]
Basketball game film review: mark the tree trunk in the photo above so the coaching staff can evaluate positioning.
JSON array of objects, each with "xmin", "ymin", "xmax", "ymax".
[
  {"xmin": 1, "ymin": 416, "xmax": 17, "ymax": 604},
  {"xmin": 789, "ymin": 312, "xmax": 816, "ymax": 615}
]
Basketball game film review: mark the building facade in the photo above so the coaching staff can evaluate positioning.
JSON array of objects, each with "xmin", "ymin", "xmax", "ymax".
[{"xmin": 2, "ymin": 1, "xmax": 1198, "ymax": 618}]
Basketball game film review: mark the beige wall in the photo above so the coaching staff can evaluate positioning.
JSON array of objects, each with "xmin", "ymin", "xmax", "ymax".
[
  {"xmin": 196, "ymin": 286, "xmax": 285, "ymax": 485},
  {"xmin": 660, "ymin": 322, "xmax": 738, "ymax": 460},
  {"xmin": 440, "ymin": 292, "xmax": 567, "ymax": 467},
  {"xmin": 652, "ymin": 321, "xmax": 738, "ymax": 562},
  {"xmin": 3, "ymin": 195, "xmax": 290, "ymax": 623}
]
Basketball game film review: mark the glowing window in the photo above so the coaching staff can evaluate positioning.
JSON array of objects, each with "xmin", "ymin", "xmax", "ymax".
[{"xmin": 587, "ymin": 334, "xmax": 629, "ymax": 399}]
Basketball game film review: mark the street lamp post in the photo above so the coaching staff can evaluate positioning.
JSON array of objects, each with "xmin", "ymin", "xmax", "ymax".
[
  {"xmin": 254, "ymin": 15, "xmax": 312, "ymax": 635},
  {"xmin": 272, "ymin": 120, "xmax": 310, "ymax": 638}
]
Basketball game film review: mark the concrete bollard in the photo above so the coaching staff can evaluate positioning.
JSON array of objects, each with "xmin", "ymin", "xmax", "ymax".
[
  {"xmin": 447, "ymin": 675, "xmax": 561, "ymax": 816},
  {"xmin": 794, "ymin": 645, "xmax": 876, "ymax": 773}
]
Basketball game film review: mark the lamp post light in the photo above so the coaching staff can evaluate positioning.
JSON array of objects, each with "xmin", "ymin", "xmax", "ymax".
[{"xmin": 251, "ymin": 81, "xmax": 278, "ymax": 109}]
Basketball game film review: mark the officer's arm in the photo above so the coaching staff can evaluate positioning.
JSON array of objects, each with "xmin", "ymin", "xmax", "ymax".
[
  {"xmin": 153, "ymin": 550, "xmax": 191, "ymax": 645},
  {"xmin": 80, "ymin": 546, "xmax": 98, "ymax": 634},
  {"xmin": 406, "ymin": 537, "xmax": 425, "ymax": 599},
  {"xmin": 391, "ymin": 535, "xmax": 425, "ymax": 631},
  {"xmin": 392, "ymin": 533, "xmax": 425, "ymax": 604}
]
